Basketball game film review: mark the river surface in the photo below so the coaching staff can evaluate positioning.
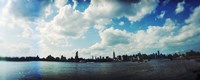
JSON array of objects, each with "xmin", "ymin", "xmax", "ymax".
[{"xmin": 0, "ymin": 59, "xmax": 200, "ymax": 80}]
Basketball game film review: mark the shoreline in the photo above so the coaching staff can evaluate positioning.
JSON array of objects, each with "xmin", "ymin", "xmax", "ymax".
[{"xmin": 0, "ymin": 58, "xmax": 199, "ymax": 63}]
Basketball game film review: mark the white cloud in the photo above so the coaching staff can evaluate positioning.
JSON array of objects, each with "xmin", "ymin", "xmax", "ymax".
[
  {"xmin": 0, "ymin": 0, "xmax": 41, "ymax": 57},
  {"xmin": 175, "ymin": 1, "xmax": 185, "ymax": 14},
  {"xmin": 88, "ymin": 18, "xmax": 178, "ymax": 56},
  {"xmin": 89, "ymin": 27, "xmax": 133, "ymax": 57},
  {"xmin": 39, "ymin": 5, "xmax": 91, "ymax": 57},
  {"xmin": 134, "ymin": 18, "xmax": 176, "ymax": 49},
  {"xmin": 84, "ymin": 0, "xmax": 159, "ymax": 24},
  {"xmin": 0, "ymin": 15, "xmax": 37, "ymax": 57},
  {"xmin": 157, "ymin": 11, "xmax": 165, "ymax": 19},
  {"xmin": 119, "ymin": 21, "xmax": 125, "ymax": 26},
  {"xmin": 43, "ymin": 5, "xmax": 53, "ymax": 18},
  {"xmin": 2, "ymin": 0, "xmax": 52, "ymax": 20},
  {"xmin": 40, "ymin": 5, "xmax": 89, "ymax": 40},
  {"xmin": 72, "ymin": 0, "xmax": 78, "ymax": 9},
  {"xmin": 22, "ymin": 27, "xmax": 34, "ymax": 38},
  {"xmin": 55, "ymin": 0, "xmax": 68, "ymax": 9},
  {"xmin": 128, "ymin": 8, "xmax": 200, "ymax": 52},
  {"xmin": 176, "ymin": 5, "xmax": 200, "ymax": 44},
  {"xmin": 91, "ymin": 27, "xmax": 131, "ymax": 49},
  {"xmin": 134, "ymin": 5, "xmax": 200, "ymax": 51}
]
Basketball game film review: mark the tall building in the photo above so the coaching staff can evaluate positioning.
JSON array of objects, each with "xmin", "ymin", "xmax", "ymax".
[
  {"xmin": 158, "ymin": 50, "xmax": 160, "ymax": 55},
  {"xmin": 113, "ymin": 51, "xmax": 115, "ymax": 59},
  {"xmin": 75, "ymin": 51, "xmax": 79, "ymax": 59}
]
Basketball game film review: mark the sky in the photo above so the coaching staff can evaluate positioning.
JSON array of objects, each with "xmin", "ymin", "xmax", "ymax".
[{"xmin": 0, "ymin": 0, "xmax": 200, "ymax": 58}]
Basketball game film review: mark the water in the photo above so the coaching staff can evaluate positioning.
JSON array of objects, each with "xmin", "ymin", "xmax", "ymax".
[{"xmin": 0, "ymin": 60, "xmax": 200, "ymax": 80}]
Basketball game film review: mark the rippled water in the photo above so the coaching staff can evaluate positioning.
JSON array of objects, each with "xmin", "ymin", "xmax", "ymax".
[{"xmin": 0, "ymin": 60, "xmax": 200, "ymax": 80}]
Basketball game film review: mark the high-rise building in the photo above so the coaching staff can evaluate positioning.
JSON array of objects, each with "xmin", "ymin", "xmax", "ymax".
[
  {"xmin": 75, "ymin": 51, "xmax": 79, "ymax": 59},
  {"xmin": 113, "ymin": 51, "xmax": 115, "ymax": 59},
  {"xmin": 157, "ymin": 50, "xmax": 160, "ymax": 58}
]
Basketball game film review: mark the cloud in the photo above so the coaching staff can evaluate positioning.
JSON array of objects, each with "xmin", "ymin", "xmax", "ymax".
[
  {"xmin": 0, "ymin": 15, "xmax": 38, "ymax": 56},
  {"xmin": 3, "ymin": 0, "xmax": 53, "ymax": 20},
  {"xmin": 91, "ymin": 27, "xmax": 131, "ymax": 48},
  {"xmin": 177, "ymin": 5, "xmax": 200, "ymax": 44},
  {"xmin": 72, "ymin": 0, "xmax": 78, "ymax": 9},
  {"xmin": 43, "ymin": 4, "xmax": 53, "ymax": 18},
  {"xmin": 132, "ymin": 5, "xmax": 200, "ymax": 51},
  {"xmin": 55, "ymin": 0, "xmax": 68, "ymax": 9},
  {"xmin": 89, "ymin": 27, "xmax": 133, "ymax": 56},
  {"xmin": 0, "ymin": 0, "xmax": 42, "ymax": 57},
  {"xmin": 89, "ymin": 18, "xmax": 198, "ymax": 55},
  {"xmin": 119, "ymin": 21, "xmax": 125, "ymax": 26},
  {"xmin": 40, "ymin": 5, "xmax": 89, "ymax": 40},
  {"xmin": 157, "ymin": 11, "xmax": 165, "ymax": 19},
  {"xmin": 39, "ymin": 5, "xmax": 91, "ymax": 56},
  {"xmin": 0, "ymin": 42, "xmax": 38, "ymax": 57},
  {"xmin": 84, "ymin": 0, "xmax": 159, "ymax": 24},
  {"xmin": 133, "ymin": 18, "xmax": 176, "ymax": 49},
  {"xmin": 175, "ymin": 1, "xmax": 185, "ymax": 14}
]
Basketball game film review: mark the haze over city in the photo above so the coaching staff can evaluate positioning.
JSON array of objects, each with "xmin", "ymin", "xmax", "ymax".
[{"xmin": 0, "ymin": 0, "xmax": 200, "ymax": 58}]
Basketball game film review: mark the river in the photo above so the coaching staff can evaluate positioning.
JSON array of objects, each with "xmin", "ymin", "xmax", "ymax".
[{"xmin": 0, "ymin": 59, "xmax": 200, "ymax": 80}]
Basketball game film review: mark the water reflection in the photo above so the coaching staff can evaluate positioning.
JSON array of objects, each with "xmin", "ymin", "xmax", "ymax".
[{"xmin": 0, "ymin": 61, "xmax": 41, "ymax": 80}]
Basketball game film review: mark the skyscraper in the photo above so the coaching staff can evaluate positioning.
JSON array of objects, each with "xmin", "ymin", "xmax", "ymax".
[
  {"xmin": 75, "ymin": 51, "xmax": 79, "ymax": 60},
  {"xmin": 113, "ymin": 51, "xmax": 115, "ymax": 59}
]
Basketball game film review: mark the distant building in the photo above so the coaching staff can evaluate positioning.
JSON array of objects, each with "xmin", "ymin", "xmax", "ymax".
[
  {"xmin": 75, "ymin": 51, "xmax": 79, "ymax": 60},
  {"xmin": 46, "ymin": 55, "xmax": 55, "ymax": 61},
  {"xmin": 158, "ymin": 50, "xmax": 160, "ymax": 55},
  {"xmin": 106, "ymin": 56, "xmax": 110, "ymax": 60},
  {"xmin": 61, "ymin": 55, "xmax": 66, "ymax": 61},
  {"xmin": 117, "ymin": 55, "xmax": 122, "ymax": 61},
  {"xmin": 113, "ymin": 51, "xmax": 116, "ymax": 59},
  {"xmin": 55, "ymin": 57, "xmax": 60, "ymax": 60}
]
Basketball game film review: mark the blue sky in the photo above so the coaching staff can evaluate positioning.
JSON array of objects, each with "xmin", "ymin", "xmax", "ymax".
[{"xmin": 0, "ymin": 0, "xmax": 200, "ymax": 58}]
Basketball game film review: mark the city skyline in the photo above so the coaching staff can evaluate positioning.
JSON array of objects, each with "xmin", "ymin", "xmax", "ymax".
[
  {"xmin": 0, "ymin": 0, "xmax": 200, "ymax": 58},
  {"xmin": 1, "ymin": 50, "xmax": 200, "ymax": 63}
]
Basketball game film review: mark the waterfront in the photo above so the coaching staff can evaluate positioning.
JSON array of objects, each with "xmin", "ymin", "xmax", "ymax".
[{"xmin": 0, "ymin": 59, "xmax": 200, "ymax": 80}]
